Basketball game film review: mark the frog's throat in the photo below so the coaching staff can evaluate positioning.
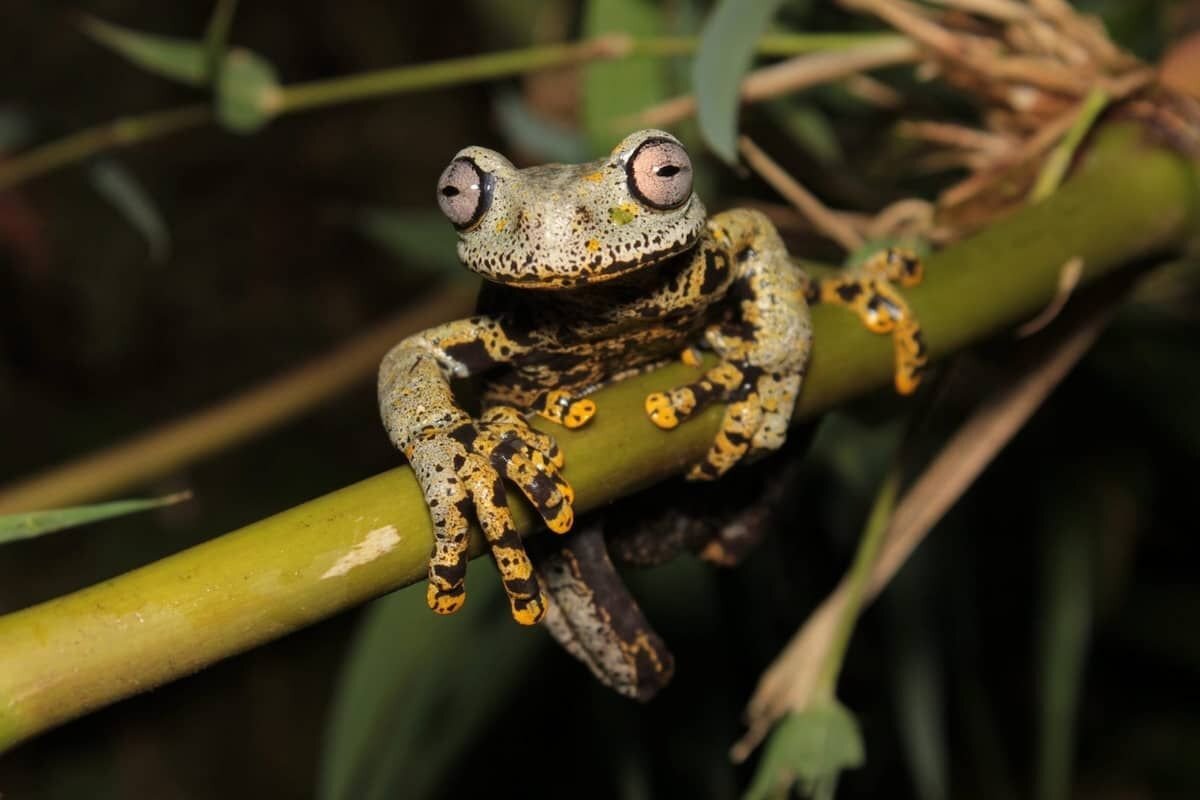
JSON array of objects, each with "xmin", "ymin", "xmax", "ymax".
[{"xmin": 475, "ymin": 235, "xmax": 702, "ymax": 291}]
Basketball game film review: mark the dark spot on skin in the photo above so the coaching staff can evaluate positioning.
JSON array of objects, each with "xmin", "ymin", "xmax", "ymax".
[
  {"xmin": 736, "ymin": 246, "xmax": 756, "ymax": 262},
  {"xmin": 700, "ymin": 249, "xmax": 730, "ymax": 295},
  {"xmin": 452, "ymin": 453, "xmax": 467, "ymax": 471},
  {"xmin": 431, "ymin": 559, "xmax": 467, "ymax": 587},
  {"xmin": 444, "ymin": 339, "xmax": 496, "ymax": 372},
  {"xmin": 448, "ymin": 423, "xmax": 479, "ymax": 449},
  {"xmin": 836, "ymin": 282, "xmax": 864, "ymax": 302}
]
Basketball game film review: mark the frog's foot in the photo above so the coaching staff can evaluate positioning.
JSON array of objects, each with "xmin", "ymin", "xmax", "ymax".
[
  {"xmin": 679, "ymin": 346, "xmax": 703, "ymax": 368},
  {"xmin": 814, "ymin": 247, "xmax": 928, "ymax": 395},
  {"xmin": 645, "ymin": 362, "xmax": 801, "ymax": 480},
  {"xmin": 533, "ymin": 518, "xmax": 674, "ymax": 702},
  {"xmin": 407, "ymin": 408, "xmax": 576, "ymax": 625},
  {"xmin": 529, "ymin": 389, "xmax": 597, "ymax": 430}
]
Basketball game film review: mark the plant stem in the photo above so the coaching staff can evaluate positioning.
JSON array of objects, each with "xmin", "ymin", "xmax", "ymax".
[
  {"xmin": 815, "ymin": 466, "xmax": 900, "ymax": 699},
  {"xmin": 0, "ymin": 124, "xmax": 1194, "ymax": 751},
  {"xmin": 0, "ymin": 33, "xmax": 899, "ymax": 191},
  {"xmin": 0, "ymin": 105, "xmax": 211, "ymax": 191}
]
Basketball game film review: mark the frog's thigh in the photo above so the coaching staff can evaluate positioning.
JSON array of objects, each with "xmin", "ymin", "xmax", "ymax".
[{"xmin": 533, "ymin": 517, "xmax": 674, "ymax": 702}]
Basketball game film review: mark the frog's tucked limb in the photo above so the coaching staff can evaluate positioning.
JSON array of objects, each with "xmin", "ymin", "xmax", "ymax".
[
  {"xmin": 533, "ymin": 519, "xmax": 675, "ymax": 701},
  {"xmin": 379, "ymin": 316, "xmax": 577, "ymax": 625},
  {"xmin": 808, "ymin": 247, "xmax": 928, "ymax": 395},
  {"xmin": 645, "ymin": 209, "xmax": 811, "ymax": 480}
]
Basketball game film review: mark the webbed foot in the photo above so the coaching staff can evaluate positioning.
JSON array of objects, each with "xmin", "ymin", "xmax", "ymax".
[
  {"xmin": 406, "ymin": 406, "xmax": 575, "ymax": 624},
  {"xmin": 814, "ymin": 246, "xmax": 928, "ymax": 395},
  {"xmin": 645, "ymin": 362, "xmax": 801, "ymax": 480}
]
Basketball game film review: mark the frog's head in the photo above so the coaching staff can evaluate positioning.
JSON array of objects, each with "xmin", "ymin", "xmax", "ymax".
[{"xmin": 435, "ymin": 129, "xmax": 707, "ymax": 289}]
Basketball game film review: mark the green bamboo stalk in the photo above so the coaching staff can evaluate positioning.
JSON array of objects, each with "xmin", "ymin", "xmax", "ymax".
[{"xmin": 0, "ymin": 124, "xmax": 1195, "ymax": 750}]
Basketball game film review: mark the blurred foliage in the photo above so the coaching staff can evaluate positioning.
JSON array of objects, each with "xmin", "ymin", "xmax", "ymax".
[{"xmin": 0, "ymin": 1, "xmax": 1197, "ymax": 799}]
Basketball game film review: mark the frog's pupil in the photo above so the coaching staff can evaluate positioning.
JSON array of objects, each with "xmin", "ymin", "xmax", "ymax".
[
  {"xmin": 656, "ymin": 165, "xmax": 680, "ymax": 178},
  {"xmin": 442, "ymin": 186, "xmax": 460, "ymax": 197}
]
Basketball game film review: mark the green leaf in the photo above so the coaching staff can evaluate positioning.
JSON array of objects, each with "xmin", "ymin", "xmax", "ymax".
[
  {"xmin": 582, "ymin": 0, "xmax": 670, "ymax": 155},
  {"xmin": 744, "ymin": 702, "xmax": 865, "ymax": 800},
  {"xmin": 355, "ymin": 208, "xmax": 467, "ymax": 278},
  {"xmin": 1036, "ymin": 500, "xmax": 1093, "ymax": 800},
  {"xmin": 78, "ymin": 15, "xmax": 209, "ymax": 87},
  {"xmin": 692, "ymin": 0, "xmax": 787, "ymax": 164},
  {"xmin": 766, "ymin": 101, "xmax": 842, "ymax": 165},
  {"xmin": 215, "ymin": 47, "xmax": 282, "ymax": 134},
  {"xmin": 88, "ymin": 160, "xmax": 171, "ymax": 263},
  {"xmin": 203, "ymin": 0, "xmax": 240, "ymax": 82},
  {"xmin": 318, "ymin": 573, "xmax": 543, "ymax": 800},
  {"xmin": 0, "ymin": 492, "xmax": 191, "ymax": 545}
]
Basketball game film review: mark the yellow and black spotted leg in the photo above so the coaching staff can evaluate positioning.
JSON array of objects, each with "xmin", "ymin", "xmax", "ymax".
[
  {"xmin": 380, "ymin": 315, "xmax": 577, "ymax": 625},
  {"xmin": 528, "ymin": 389, "xmax": 597, "ymax": 430},
  {"xmin": 533, "ymin": 519, "xmax": 675, "ymax": 701},
  {"xmin": 645, "ymin": 208, "xmax": 811, "ymax": 481},
  {"xmin": 812, "ymin": 247, "xmax": 928, "ymax": 395}
]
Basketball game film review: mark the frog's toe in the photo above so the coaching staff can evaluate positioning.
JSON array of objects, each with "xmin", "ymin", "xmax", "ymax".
[
  {"xmin": 686, "ymin": 398, "xmax": 764, "ymax": 481},
  {"xmin": 748, "ymin": 372, "xmax": 801, "ymax": 453},
  {"xmin": 563, "ymin": 398, "xmax": 597, "ymax": 429},
  {"xmin": 427, "ymin": 582, "xmax": 466, "ymax": 615},
  {"xmin": 493, "ymin": 437, "xmax": 576, "ymax": 534},
  {"xmin": 483, "ymin": 406, "xmax": 567, "ymax": 468},
  {"xmin": 466, "ymin": 463, "xmax": 549, "ymax": 625},
  {"xmin": 532, "ymin": 389, "xmax": 598, "ymax": 429},
  {"xmin": 646, "ymin": 362, "xmax": 745, "ymax": 431},
  {"xmin": 644, "ymin": 391, "xmax": 680, "ymax": 430}
]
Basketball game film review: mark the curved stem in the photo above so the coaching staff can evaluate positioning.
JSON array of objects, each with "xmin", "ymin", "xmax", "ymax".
[
  {"xmin": 0, "ymin": 33, "xmax": 899, "ymax": 191},
  {"xmin": 0, "ymin": 105, "xmax": 211, "ymax": 191},
  {"xmin": 0, "ymin": 124, "xmax": 1194, "ymax": 751}
]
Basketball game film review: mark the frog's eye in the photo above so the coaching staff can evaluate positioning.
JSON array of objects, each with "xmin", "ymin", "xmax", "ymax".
[
  {"xmin": 437, "ymin": 157, "xmax": 494, "ymax": 229},
  {"xmin": 626, "ymin": 138, "xmax": 693, "ymax": 210}
]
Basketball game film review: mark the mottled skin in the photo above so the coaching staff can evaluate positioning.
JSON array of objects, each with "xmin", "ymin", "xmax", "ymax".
[{"xmin": 378, "ymin": 129, "xmax": 926, "ymax": 698}]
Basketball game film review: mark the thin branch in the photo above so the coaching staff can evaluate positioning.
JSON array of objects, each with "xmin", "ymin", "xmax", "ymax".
[
  {"xmin": 0, "ymin": 33, "xmax": 903, "ymax": 192},
  {"xmin": 739, "ymin": 136, "xmax": 864, "ymax": 253},
  {"xmin": 623, "ymin": 37, "xmax": 919, "ymax": 130}
]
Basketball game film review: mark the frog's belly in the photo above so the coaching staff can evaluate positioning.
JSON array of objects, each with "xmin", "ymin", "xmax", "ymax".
[{"xmin": 482, "ymin": 323, "xmax": 696, "ymax": 410}]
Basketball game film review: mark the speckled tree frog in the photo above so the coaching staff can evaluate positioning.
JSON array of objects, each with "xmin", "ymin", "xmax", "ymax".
[{"xmin": 379, "ymin": 129, "xmax": 926, "ymax": 699}]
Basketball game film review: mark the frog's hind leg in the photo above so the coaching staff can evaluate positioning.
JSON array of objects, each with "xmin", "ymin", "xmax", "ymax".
[
  {"xmin": 810, "ymin": 247, "xmax": 928, "ymax": 395},
  {"xmin": 607, "ymin": 425, "xmax": 813, "ymax": 568},
  {"xmin": 533, "ymin": 517, "xmax": 675, "ymax": 702}
]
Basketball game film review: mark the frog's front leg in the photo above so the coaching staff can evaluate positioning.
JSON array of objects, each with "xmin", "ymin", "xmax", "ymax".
[
  {"xmin": 809, "ymin": 247, "xmax": 928, "ymax": 395},
  {"xmin": 379, "ymin": 316, "xmax": 576, "ymax": 625},
  {"xmin": 645, "ymin": 209, "xmax": 811, "ymax": 480}
]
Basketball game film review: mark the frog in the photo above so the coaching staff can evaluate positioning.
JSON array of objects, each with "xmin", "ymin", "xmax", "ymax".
[{"xmin": 378, "ymin": 129, "xmax": 926, "ymax": 698}]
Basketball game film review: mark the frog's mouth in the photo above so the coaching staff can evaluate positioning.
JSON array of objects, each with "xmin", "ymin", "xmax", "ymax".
[{"xmin": 494, "ymin": 230, "xmax": 703, "ymax": 291}]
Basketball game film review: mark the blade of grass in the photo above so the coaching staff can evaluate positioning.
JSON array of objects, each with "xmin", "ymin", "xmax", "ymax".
[{"xmin": 0, "ymin": 492, "xmax": 191, "ymax": 544}]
